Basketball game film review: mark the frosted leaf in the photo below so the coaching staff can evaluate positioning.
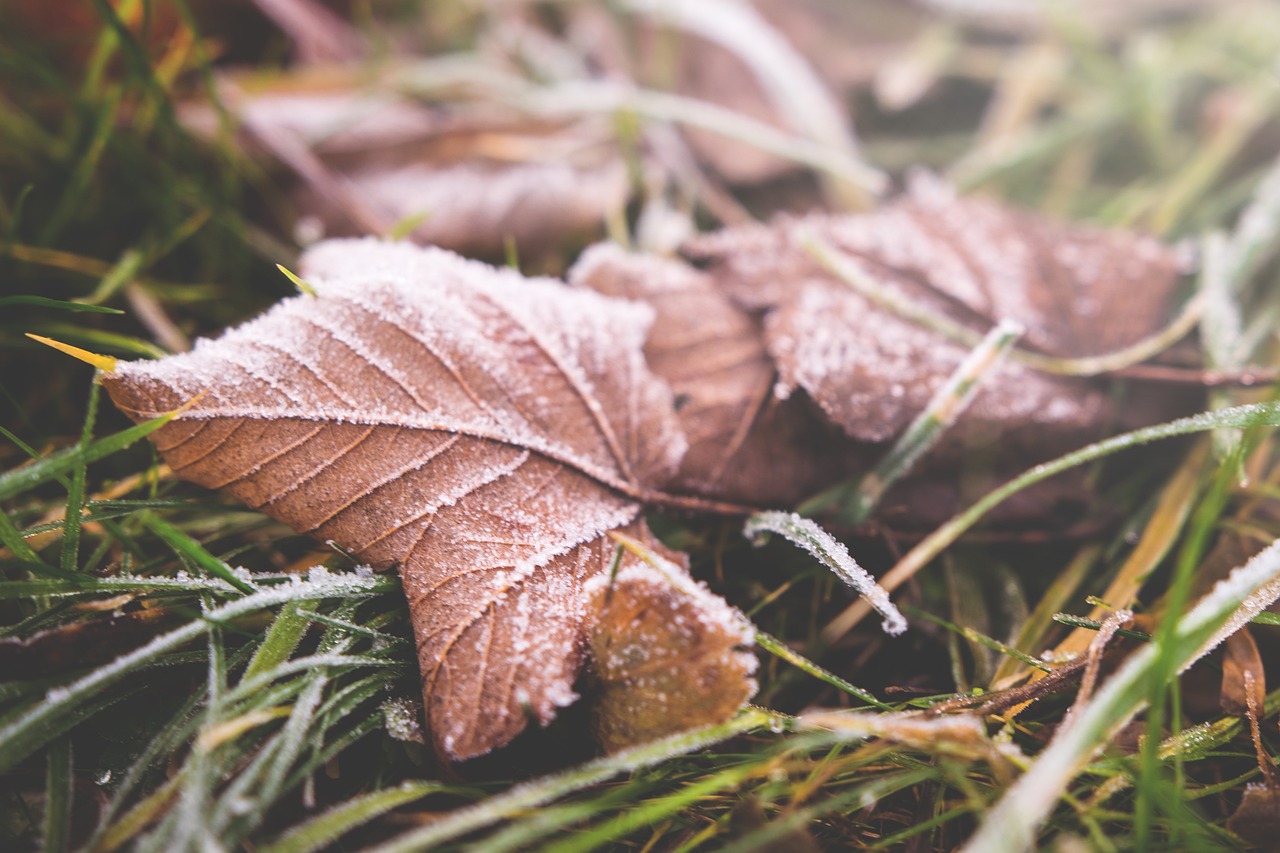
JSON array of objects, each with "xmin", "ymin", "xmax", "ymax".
[
  {"xmin": 570, "ymin": 242, "xmax": 865, "ymax": 505},
  {"xmin": 684, "ymin": 172, "xmax": 1184, "ymax": 467},
  {"xmin": 101, "ymin": 240, "xmax": 690, "ymax": 760},
  {"xmin": 764, "ymin": 277, "xmax": 1102, "ymax": 447}
]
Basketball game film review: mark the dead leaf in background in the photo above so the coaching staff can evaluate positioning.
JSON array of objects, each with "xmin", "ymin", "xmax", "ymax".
[
  {"xmin": 1229, "ymin": 784, "xmax": 1280, "ymax": 850},
  {"xmin": 100, "ymin": 238, "xmax": 736, "ymax": 760},
  {"xmin": 181, "ymin": 76, "xmax": 630, "ymax": 258},
  {"xmin": 568, "ymin": 0, "xmax": 867, "ymax": 191},
  {"xmin": 1221, "ymin": 628, "xmax": 1266, "ymax": 716},
  {"xmin": 586, "ymin": 529, "xmax": 757, "ymax": 753},
  {"xmin": 685, "ymin": 173, "xmax": 1186, "ymax": 455},
  {"xmin": 295, "ymin": 153, "xmax": 629, "ymax": 258},
  {"xmin": 0, "ymin": 607, "xmax": 174, "ymax": 680},
  {"xmin": 569, "ymin": 243, "xmax": 866, "ymax": 505}
]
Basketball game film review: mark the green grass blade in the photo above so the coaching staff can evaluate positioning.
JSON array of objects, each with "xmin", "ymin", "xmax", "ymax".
[
  {"xmin": 754, "ymin": 631, "xmax": 891, "ymax": 709},
  {"xmin": 260, "ymin": 782, "xmax": 448, "ymax": 853},
  {"xmin": 746, "ymin": 512, "xmax": 906, "ymax": 635},
  {"xmin": 141, "ymin": 511, "xmax": 256, "ymax": 594},
  {"xmin": 244, "ymin": 601, "xmax": 314, "ymax": 681},
  {"xmin": 542, "ymin": 764, "xmax": 757, "ymax": 853},
  {"xmin": 0, "ymin": 506, "xmax": 49, "ymax": 568},
  {"xmin": 42, "ymin": 737, "xmax": 73, "ymax": 853},
  {"xmin": 718, "ymin": 768, "xmax": 936, "ymax": 853},
  {"xmin": 0, "ymin": 575, "xmax": 387, "ymax": 772},
  {"xmin": 800, "ymin": 319, "xmax": 1024, "ymax": 522},
  {"xmin": 0, "ymin": 296, "xmax": 123, "ymax": 313},
  {"xmin": 0, "ymin": 406, "xmax": 186, "ymax": 503},
  {"xmin": 825, "ymin": 399, "xmax": 1280, "ymax": 641},
  {"xmin": 60, "ymin": 382, "xmax": 100, "ymax": 574},
  {"xmin": 368, "ymin": 708, "xmax": 784, "ymax": 853},
  {"xmin": 86, "ymin": 691, "xmax": 204, "ymax": 851}
]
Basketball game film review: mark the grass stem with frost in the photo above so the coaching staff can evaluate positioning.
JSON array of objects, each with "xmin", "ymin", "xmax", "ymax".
[
  {"xmin": 745, "ymin": 511, "xmax": 906, "ymax": 635},
  {"xmin": 824, "ymin": 400, "xmax": 1280, "ymax": 642},
  {"xmin": 367, "ymin": 709, "xmax": 784, "ymax": 853}
]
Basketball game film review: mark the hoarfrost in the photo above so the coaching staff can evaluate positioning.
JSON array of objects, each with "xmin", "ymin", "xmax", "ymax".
[
  {"xmin": 100, "ymin": 239, "xmax": 698, "ymax": 760},
  {"xmin": 745, "ymin": 511, "xmax": 906, "ymax": 636}
]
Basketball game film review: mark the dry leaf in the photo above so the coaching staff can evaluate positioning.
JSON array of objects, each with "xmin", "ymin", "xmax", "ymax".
[
  {"xmin": 287, "ymin": 117, "xmax": 630, "ymax": 257},
  {"xmin": 0, "ymin": 608, "xmax": 173, "ymax": 680},
  {"xmin": 585, "ymin": 531, "xmax": 757, "ymax": 753},
  {"xmin": 182, "ymin": 78, "xmax": 630, "ymax": 259},
  {"xmin": 101, "ymin": 238, "xmax": 727, "ymax": 760},
  {"xmin": 1222, "ymin": 628, "xmax": 1267, "ymax": 717},
  {"xmin": 685, "ymin": 172, "xmax": 1185, "ymax": 458},
  {"xmin": 569, "ymin": 243, "xmax": 865, "ymax": 505},
  {"xmin": 1228, "ymin": 784, "xmax": 1280, "ymax": 851}
]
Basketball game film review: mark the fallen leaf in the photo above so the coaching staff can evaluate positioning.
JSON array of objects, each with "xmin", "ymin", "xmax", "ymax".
[
  {"xmin": 569, "ymin": 243, "xmax": 865, "ymax": 505},
  {"xmin": 1222, "ymin": 627, "xmax": 1266, "ymax": 717},
  {"xmin": 298, "ymin": 153, "xmax": 629, "ymax": 259},
  {"xmin": 585, "ymin": 530, "xmax": 757, "ymax": 753},
  {"xmin": 102, "ymin": 238, "xmax": 705, "ymax": 760},
  {"xmin": 0, "ymin": 608, "xmax": 174, "ymax": 680},
  {"xmin": 182, "ymin": 76, "xmax": 630, "ymax": 259},
  {"xmin": 1228, "ymin": 784, "xmax": 1280, "ymax": 851},
  {"xmin": 685, "ymin": 172, "xmax": 1187, "ymax": 468}
]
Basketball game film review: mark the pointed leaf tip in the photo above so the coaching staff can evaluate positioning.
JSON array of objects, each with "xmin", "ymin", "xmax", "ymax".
[
  {"xmin": 25, "ymin": 334, "xmax": 117, "ymax": 373},
  {"xmin": 276, "ymin": 264, "xmax": 317, "ymax": 296}
]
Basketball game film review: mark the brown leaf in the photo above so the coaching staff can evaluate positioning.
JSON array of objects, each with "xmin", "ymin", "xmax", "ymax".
[
  {"xmin": 102, "ymin": 238, "xmax": 694, "ymax": 760},
  {"xmin": 586, "ymin": 530, "xmax": 757, "ymax": 753},
  {"xmin": 1222, "ymin": 628, "xmax": 1267, "ymax": 717},
  {"xmin": 290, "ymin": 139, "xmax": 629, "ymax": 258},
  {"xmin": 0, "ymin": 608, "xmax": 174, "ymax": 680},
  {"xmin": 685, "ymin": 173, "xmax": 1186, "ymax": 457},
  {"xmin": 569, "ymin": 243, "xmax": 866, "ymax": 506},
  {"xmin": 1229, "ymin": 784, "xmax": 1280, "ymax": 851},
  {"xmin": 182, "ymin": 79, "xmax": 630, "ymax": 259}
]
